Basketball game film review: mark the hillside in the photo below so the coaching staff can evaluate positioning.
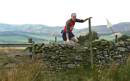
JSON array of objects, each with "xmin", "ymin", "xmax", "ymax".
[{"xmin": 0, "ymin": 22, "xmax": 130, "ymax": 43}]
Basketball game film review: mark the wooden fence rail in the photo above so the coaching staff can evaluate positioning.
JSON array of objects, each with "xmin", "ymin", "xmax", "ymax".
[
  {"xmin": 0, "ymin": 38, "xmax": 34, "ymax": 57},
  {"xmin": 0, "ymin": 43, "xmax": 33, "ymax": 47}
]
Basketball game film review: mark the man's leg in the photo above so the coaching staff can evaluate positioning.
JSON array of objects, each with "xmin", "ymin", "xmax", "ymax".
[
  {"xmin": 62, "ymin": 32, "xmax": 67, "ymax": 44},
  {"xmin": 62, "ymin": 32, "xmax": 71, "ymax": 44},
  {"xmin": 69, "ymin": 32, "xmax": 78, "ymax": 43},
  {"xmin": 68, "ymin": 32, "xmax": 79, "ymax": 46}
]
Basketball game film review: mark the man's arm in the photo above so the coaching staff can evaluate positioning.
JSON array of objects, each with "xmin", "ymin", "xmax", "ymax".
[
  {"xmin": 76, "ymin": 17, "xmax": 92, "ymax": 23},
  {"xmin": 75, "ymin": 19, "xmax": 85, "ymax": 23}
]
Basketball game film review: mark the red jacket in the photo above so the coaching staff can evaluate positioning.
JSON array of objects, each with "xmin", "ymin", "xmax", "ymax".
[{"xmin": 64, "ymin": 19, "xmax": 85, "ymax": 32}]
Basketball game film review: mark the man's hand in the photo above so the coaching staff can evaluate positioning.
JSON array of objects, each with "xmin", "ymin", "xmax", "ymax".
[
  {"xmin": 88, "ymin": 17, "xmax": 92, "ymax": 19},
  {"xmin": 84, "ymin": 17, "xmax": 93, "ymax": 21}
]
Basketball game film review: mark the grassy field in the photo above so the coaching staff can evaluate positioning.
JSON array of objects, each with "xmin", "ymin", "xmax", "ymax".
[
  {"xmin": 0, "ymin": 48, "xmax": 130, "ymax": 81},
  {"xmin": 0, "ymin": 56, "xmax": 130, "ymax": 81},
  {"xmin": 99, "ymin": 35, "xmax": 115, "ymax": 41},
  {"xmin": 0, "ymin": 47, "xmax": 27, "ymax": 56}
]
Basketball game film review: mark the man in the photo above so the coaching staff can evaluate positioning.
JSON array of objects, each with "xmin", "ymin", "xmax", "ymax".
[{"xmin": 62, "ymin": 13, "xmax": 92, "ymax": 44}]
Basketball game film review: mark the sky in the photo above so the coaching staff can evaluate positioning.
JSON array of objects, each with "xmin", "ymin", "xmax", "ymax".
[{"xmin": 0, "ymin": 0, "xmax": 130, "ymax": 29}]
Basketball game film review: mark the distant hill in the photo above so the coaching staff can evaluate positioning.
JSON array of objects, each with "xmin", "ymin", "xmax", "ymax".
[
  {"xmin": 0, "ymin": 23, "xmax": 63, "ymax": 35},
  {"xmin": 0, "ymin": 24, "xmax": 64, "ymax": 43},
  {"xmin": 0, "ymin": 22, "xmax": 130, "ymax": 43},
  {"xmin": 112, "ymin": 22, "xmax": 130, "ymax": 32},
  {"xmin": 78, "ymin": 22, "xmax": 130, "ymax": 35}
]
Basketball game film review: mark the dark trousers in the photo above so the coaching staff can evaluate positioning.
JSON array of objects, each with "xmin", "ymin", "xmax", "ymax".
[{"xmin": 62, "ymin": 31, "xmax": 75, "ymax": 41}]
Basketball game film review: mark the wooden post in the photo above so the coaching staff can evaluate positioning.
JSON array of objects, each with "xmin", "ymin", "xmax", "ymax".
[
  {"xmin": 55, "ymin": 36, "xmax": 57, "ymax": 43},
  {"xmin": 28, "ymin": 38, "xmax": 33, "ymax": 58},
  {"xmin": 115, "ymin": 35, "xmax": 118, "ymax": 43},
  {"xmin": 88, "ymin": 18, "xmax": 93, "ymax": 69}
]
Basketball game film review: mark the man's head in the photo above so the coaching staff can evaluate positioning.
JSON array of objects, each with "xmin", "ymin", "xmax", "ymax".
[{"xmin": 71, "ymin": 13, "xmax": 76, "ymax": 21}]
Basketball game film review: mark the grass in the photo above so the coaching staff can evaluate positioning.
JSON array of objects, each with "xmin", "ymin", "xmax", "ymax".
[
  {"xmin": 0, "ymin": 57, "xmax": 130, "ymax": 81},
  {"xmin": 0, "ymin": 48, "xmax": 130, "ymax": 81},
  {"xmin": 0, "ymin": 47, "xmax": 26, "ymax": 55},
  {"xmin": 0, "ymin": 60, "xmax": 42, "ymax": 81}
]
